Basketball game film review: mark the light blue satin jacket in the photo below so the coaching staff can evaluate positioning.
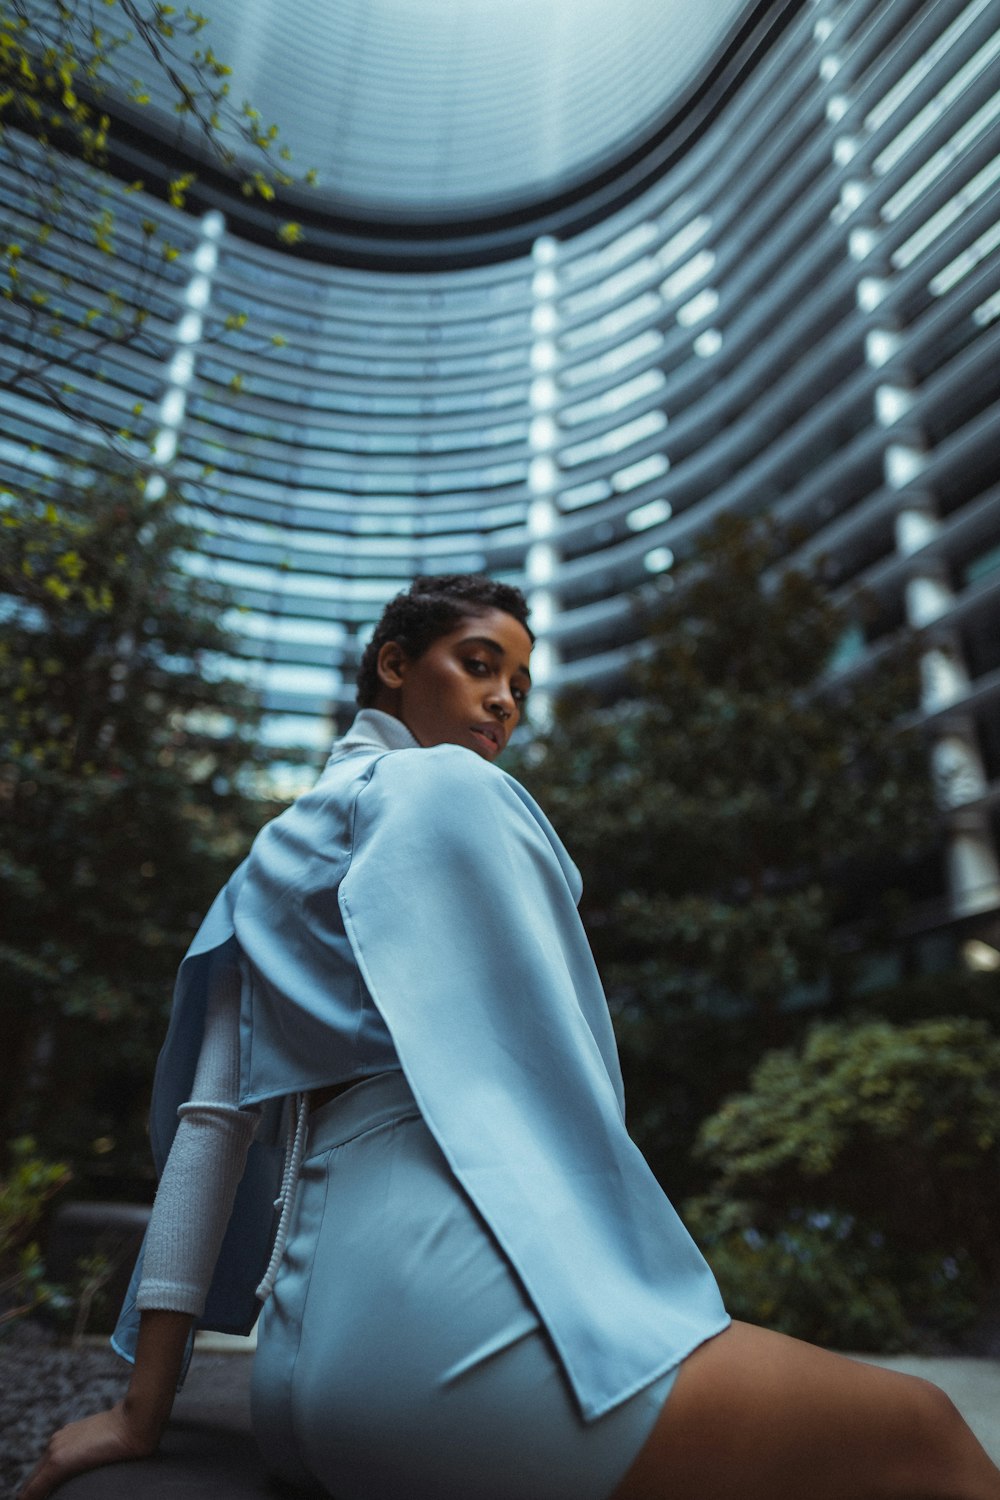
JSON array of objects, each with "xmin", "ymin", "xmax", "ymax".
[{"xmin": 113, "ymin": 710, "xmax": 727, "ymax": 1421}]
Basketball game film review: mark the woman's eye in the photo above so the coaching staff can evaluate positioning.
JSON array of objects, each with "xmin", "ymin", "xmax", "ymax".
[
  {"xmin": 512, "ymin": 685, "xmax": 527, "ymax": 704},
  {"xmin": 464, "ymin": 657, "xmax": 489, "ymax": 675}
]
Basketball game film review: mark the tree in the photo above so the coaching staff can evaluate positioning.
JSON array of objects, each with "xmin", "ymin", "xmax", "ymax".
[
  {"xmin": 0, "ymin": 461, "xmax": 278, "ymax": 1179},
  {"xmin": 0, "ymin": 0, "xmax": 310, "ymax": 448},
  {"xmin": 514, "ymin": 514, "xmax": 937, "ymax": 1189},
  {"xmin": 684, "ymin": 1016, "xmax": 1000, "ymax": 1348}
]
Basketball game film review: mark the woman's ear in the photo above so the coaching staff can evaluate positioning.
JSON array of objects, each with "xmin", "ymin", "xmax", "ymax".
[{"xmin": 376, "ymin": 640, "xmax": 409, "ymax": 691}]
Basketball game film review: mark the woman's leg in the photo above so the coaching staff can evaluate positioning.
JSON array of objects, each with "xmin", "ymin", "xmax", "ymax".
[{"xmin": 612, "ymin": 1321, "xmax": 1000, "ymax": 1500}]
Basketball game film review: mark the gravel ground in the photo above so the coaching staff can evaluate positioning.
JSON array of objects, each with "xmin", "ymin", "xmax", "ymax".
[{"xmin": 0, "ymin": 1322, "xmax": 129, "ymax": 1497}]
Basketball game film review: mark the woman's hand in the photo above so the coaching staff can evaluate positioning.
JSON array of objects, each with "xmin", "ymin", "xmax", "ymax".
[
  {"xmin": 18, "ymin": 1309, "xmax": 194, "ymax": 1498},
  {"xmin": 17, "ymin": 1398, "xmax": 160, "ymax": 1500}
]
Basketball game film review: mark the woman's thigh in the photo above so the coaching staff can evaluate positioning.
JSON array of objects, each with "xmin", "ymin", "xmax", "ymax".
[{"xmin": 612, "ymin": 1321, "xmax": 1000, "ymax": 1500}]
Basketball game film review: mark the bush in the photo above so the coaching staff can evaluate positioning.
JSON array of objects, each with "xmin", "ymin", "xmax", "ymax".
[
  {"xmin": 684, "ymin": 1199, "xmax": 981, "ymax": 1350},
  {"xmin": 0, "ymin": 1139, "xmax": 71, "ymax": 1330},
  {"xmin": 685, "ymin": 1017, "xmax": 1000, "ymax": 1347}
]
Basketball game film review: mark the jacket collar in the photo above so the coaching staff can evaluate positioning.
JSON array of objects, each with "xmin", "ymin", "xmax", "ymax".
[{"xmin": 326, "ymin": 708, "xmax": 420, "ymax": 766}]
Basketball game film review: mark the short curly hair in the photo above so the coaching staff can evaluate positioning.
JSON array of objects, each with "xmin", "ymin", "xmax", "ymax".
[{"xmin": 355, "ymin": 574, "xmax": 534, "ymax": 708}]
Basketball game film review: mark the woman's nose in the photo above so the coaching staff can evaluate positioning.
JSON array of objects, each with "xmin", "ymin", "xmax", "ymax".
[{"xmin": 487, "ymin": 690, "xmax": 513, "ymax": 721}]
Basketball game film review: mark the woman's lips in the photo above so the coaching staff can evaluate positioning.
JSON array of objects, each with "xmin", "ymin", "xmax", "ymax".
[{"xmin": 469, "ymin": 725, "xmax": 501, "ymax": 757}]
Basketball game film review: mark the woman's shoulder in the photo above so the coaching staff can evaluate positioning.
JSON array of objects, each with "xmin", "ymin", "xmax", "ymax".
[
  {"xmin": 360, "ymin": 746, "xmax": 582, "ymax": 898},
  {"xmin": 366, "ymin": 742, "xmax": 524, "ymax": 811},
  {"xmin": 348, "ymin": 744, "xmax": 550, "ymax": 839}
]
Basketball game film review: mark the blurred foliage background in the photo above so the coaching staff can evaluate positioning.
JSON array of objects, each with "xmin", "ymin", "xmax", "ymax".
[
  {"xmin": 2, "ymin": 497, "xmax": 999, "ymax": 1350},
  {"xmin": 1, "ymin": 0, "xmax": 310, "ymax": 1336},
  {"xmin": 511, "ymin": 514, "xmax": 1000, "ymax": 1350},
  {"xmin": 0, "ymin": 464, "xmax": 278, "ymax": 1184}
]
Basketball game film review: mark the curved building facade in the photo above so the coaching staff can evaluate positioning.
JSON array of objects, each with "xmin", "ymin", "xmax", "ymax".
[{"xmin": 2, "ymin": 0, "xmax": 999, "ymax": 931}]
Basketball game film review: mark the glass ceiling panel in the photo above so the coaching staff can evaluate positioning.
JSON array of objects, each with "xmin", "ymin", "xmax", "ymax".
[{"xmin": 103, "ymin": 0, "xmax": 757, "ymax": 218}]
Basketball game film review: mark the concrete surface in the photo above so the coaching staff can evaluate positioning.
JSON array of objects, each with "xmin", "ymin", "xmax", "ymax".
[{"xmin": 849, "ymin": 1353, "xmax": 1000, "ymax": 1466}]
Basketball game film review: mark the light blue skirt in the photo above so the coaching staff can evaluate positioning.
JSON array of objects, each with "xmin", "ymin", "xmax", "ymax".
[{"xmin": 251, "ymin": 1071, "xmax": 679, "ymax": 1500}]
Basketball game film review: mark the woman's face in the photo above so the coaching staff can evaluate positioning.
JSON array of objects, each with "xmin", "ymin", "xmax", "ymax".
[{"xmin": 376, "ymin": 608, "xmax": 533, "ymax": 761}]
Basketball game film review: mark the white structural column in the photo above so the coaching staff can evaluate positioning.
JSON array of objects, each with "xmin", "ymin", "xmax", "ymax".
[
  {"xmin": 145, "ymin": 209, "xmax": 226, "ymax": 502},
  {"xmin": 525, "ymin": 235, "xmax": 563, "ymax": 727},
  {"xmin": 817, "ymin": 2, "xmax": 1000, "ymax": 920}
]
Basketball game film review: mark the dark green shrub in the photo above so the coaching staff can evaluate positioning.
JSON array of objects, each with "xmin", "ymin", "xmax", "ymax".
[
  {"xmin": 685, "ymin": 1017, "xmax": 1000, "ymax": 1347},
  {"xmin": 684, "ymin": 1198, "xmax": 981, "ymax": 1350},
  {"xmin": 0, "ymin": 1139, "xmax": 71, "ymax": 1330}
]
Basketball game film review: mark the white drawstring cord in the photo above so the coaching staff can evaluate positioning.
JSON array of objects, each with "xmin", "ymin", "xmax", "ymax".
[{"xmin": 255, "ymin": 1091, "xmax": 309, "ymax": 1302}]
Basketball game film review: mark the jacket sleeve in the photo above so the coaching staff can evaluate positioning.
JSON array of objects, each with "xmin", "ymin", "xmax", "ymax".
[{"xmin": 337, "ymin": 747, "xmax": 728, "ymax": 1421}]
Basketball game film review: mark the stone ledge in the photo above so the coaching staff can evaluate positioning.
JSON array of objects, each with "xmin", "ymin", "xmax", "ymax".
[
  {"xmin": 29, "ymin": 1348, "xmax": 1000, "ymax": 1496},
  {"xmin": 55, "ymin": 1421, "xmax": 288, "ymax": 1498},
  {"xmin": 53, "ymin": 1351, "xmax": 311, "ymax": 1498}
]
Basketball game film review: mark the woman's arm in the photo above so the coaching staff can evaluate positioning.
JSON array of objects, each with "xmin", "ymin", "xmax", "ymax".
[
  {"xmin": 17, "ymin": 1308, "xmax": 192, "ymax": 1500},
  {"xmin": 20, "ymin": 951, "xmax": 260, "ymax": 1497}
]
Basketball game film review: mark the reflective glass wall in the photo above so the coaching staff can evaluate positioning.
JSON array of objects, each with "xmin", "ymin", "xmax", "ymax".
[{"xmin": 2, "ymin": 0, "xmax": 999, "ymax": 921}]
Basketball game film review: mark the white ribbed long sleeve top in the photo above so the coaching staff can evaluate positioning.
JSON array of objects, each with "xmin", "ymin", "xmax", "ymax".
[{"xmin": 136, "ymin": 948, "xmax": 260, "ymax": 1315}]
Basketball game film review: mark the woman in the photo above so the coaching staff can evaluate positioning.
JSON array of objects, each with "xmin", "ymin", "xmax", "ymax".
[{"xmin": 21, "ymin": 575, "xmax": 1000, "ymax": 1500}]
